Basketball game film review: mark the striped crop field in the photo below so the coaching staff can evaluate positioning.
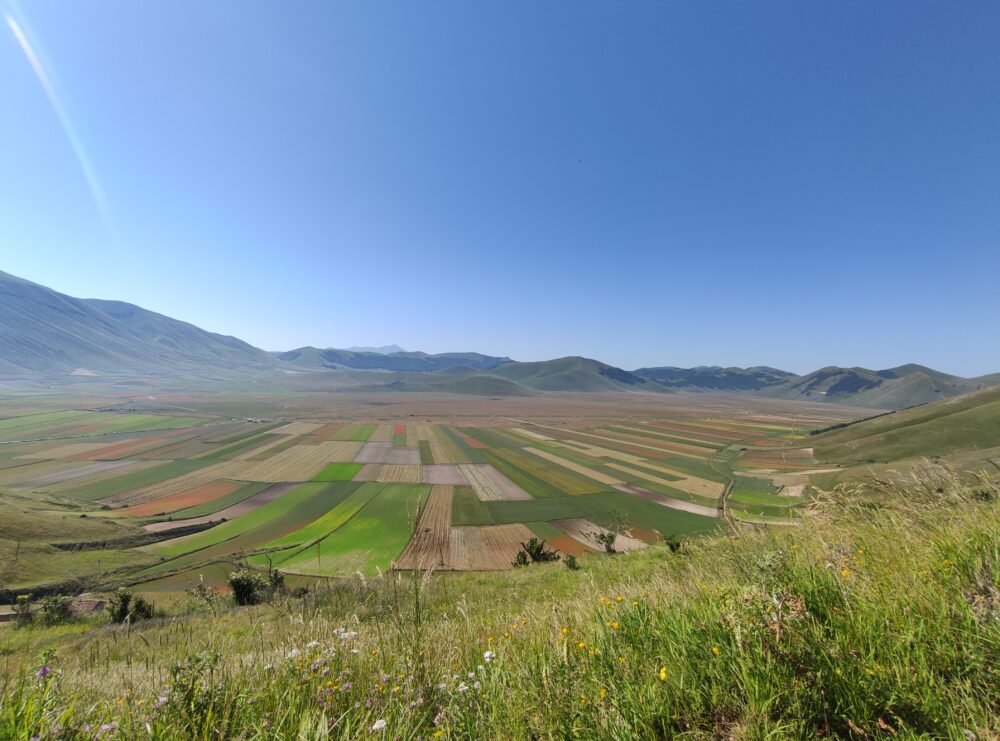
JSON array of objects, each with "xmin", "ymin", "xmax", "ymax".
[{"xmin": 0, "ymin": 406, "xmax": 817, "ymax": 592}]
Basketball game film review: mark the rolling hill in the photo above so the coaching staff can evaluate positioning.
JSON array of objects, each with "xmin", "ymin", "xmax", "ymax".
[
  {"xmin": 633, "ymin": 362, "xmax": 1000, "ymax": 409},
  {"xmin": 811, "ymin": 383, "xmax": 1000, "ymax": 464},
  {"xmin": 276, "ymin": 347, "xmax": 512, "ymax": 373}
]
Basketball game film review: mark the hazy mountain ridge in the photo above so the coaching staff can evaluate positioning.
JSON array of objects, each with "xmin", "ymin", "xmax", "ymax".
[{"xmin": 1, "ymin": 271, "xmax": 998, "ymax": 408}]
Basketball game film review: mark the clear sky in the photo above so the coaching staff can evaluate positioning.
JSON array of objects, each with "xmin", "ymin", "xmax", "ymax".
[{"xmin": 2, "ymin": 1, "xmax": 998, "ymax": 375}]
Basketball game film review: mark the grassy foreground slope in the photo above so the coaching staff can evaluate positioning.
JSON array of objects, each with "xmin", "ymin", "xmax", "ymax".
[{"xmin": 2, "ymin": 480, "xmax": 998, "ymax": 739}]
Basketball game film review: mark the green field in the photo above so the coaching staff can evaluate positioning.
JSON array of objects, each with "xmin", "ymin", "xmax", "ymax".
[
  {"xmin": 61, "ymin": 460, "xmax": 215, "ymax": 502},
  {"xmin": 310, "ymin": 462, "xmax": 362, "ymax": 481},
  {"xmin": 279, "ymin": 483, "xmax": 430, "ymax": 575}
]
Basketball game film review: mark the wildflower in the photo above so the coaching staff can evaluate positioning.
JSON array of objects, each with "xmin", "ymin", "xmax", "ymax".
[
  {"xmin": 611, "ymin": 621, "xmax": 620, "ymax": 630},
  {"xmin": 577, "ymin": 641, "xmax": 587, "ymax": 650},
  {"xmin": 153, "ymin": 694, "xmax": 168, "ymax": 710},
  {"xmin": 457, "ymin": 682, "xmax": 469, "ymax": 693},
  {"xmin": 840, "ymin": 567, "xmax": 852, "ymax": 577},
  {"xmin": 561, "ymin": 627, "xmax": 569, "ymax": 635},
  {"xmin": 35, "ymin": 666, "xmax": 51, "ymax": 679},
  {"xmin": 659, "ymin": 666, "xmax": 667, "ymax": 681},
  {"xmin": 371, "ymin": 719, "xmax": 387, "ymax": 731},
  {"xmin": 712, "ymin": 646, "xmax": 720, "ymax": 656},
  {"xmin": 438, "ymin": 683, "xmax": 448, "ymax": 690},
  {"xmin": 306, "ymin": 641, "xmax": 321, "ymax": 649},
  {"xmin": 483, "ymin": 650, "xmax": 495, "ymax": 663},
  {"xmin": 287, "ymin": 649, "xmax": 301, "ymax": 659},
  {"xmin": 473, "ymin": 681, "xmax": 481, "ymax": 690},
  {"xmin": 97, "ymin": 723, "xmax": 118, "ymax": 736},
  {"xmin": 616, "ymin": 594, "xmax": 624, "ymax": 603},
  {"xmin": 599, "ymin": 687, "xmax": 607, "ymax": 699}
]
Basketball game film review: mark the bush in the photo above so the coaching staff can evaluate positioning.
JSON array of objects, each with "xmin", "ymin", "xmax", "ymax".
[
  {"xmin": 108, "ymin": 587, "xmax": 155, "ymax": 623},
  {"xmin": 40, "ymin": 595, "xmax": 74, "ymax": 625},
  {"xmin": 228, "ymin": 570, "xmax": 269, "ymax": 606},
  {"xmin": 592, "ymin": 530, "xmax": 617, "ymax": 554},
  {"xmin": 511, "ymin": 550, "xmax": 529, "ymax": 568},
  {"xmin": 564, "ymin": 554, "xmax": 580, "ymax": 571},
  {"xmin": 13, "ymin": 594, "xmax": 33, "ymax": 627}
]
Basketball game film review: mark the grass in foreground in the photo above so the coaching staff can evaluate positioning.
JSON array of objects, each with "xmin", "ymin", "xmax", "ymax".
[{"xmin": 1, "ymin": 475, "xmax": 998, "ymax": 739}]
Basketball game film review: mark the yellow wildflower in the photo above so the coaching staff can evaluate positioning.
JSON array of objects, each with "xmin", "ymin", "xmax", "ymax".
[
  {"xmin": 659, "ymin": 666, "xmax": 667, "ymax": 681},
  {"xmin": 712, "ymin": 646, "xmax": 720, "ymax": 656}
]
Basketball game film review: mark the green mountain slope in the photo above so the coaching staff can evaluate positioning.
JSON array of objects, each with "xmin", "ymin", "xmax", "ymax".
[
  {"xmin": 490, "ymin": 356, "xmax": 655, "ymax": 392},
  {"xmin": 812, "ymin": 384, "xmax": 1000, "ymax": 464}
]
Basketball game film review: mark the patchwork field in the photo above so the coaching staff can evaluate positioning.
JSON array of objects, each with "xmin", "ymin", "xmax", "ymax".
[{"xmin": 0, "ymin": 398, "xmax": 858, "ymax": 594}]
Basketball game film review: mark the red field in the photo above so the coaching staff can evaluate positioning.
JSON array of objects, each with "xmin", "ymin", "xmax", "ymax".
[{"xmin": 123, "ymin": 480, "xmax": 242, "ymax": 517}]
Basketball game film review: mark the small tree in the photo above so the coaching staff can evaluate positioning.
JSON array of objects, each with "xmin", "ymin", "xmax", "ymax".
[
  {"xmin": 41, "ymin": 595, "xmax": 74, "ymax": 625},
  {"xmin": 512, "ymin": 538, "xmax": 560, "ymax": 568},
  {"xmin": 13, "ymin": 594, "xmax": 33, "ymax": 627},
  {"xmin": 511, "ymin": 550, "xmax": 529, "ymax": 568},
  {"xmin": 564, "ymin": 555, "xmax": 580, "ymax": 571},
  {"xmin": 108, "ymin": 587, "xmax": 155, "ymax": 623},
  {"xmin": 228, "ymin": 570, "xmax": 268, "ymax": 606},
  {"xmin": 592, "ymin": 530, "xmax": 618, "ymax": 554}
]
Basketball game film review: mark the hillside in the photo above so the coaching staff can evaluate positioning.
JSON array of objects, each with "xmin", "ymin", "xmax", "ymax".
[
  {"xmin": 634, "ymin": 365, "xmax": 794, "ymax": 390},
  {"xmin": 489, "ymin": 356, "xmax": 655, "ymax": 392},
  {"xmin": 276, "ymin": 347, "xmax": 512, "ymax": 373},
  {"xmin": 634, "ymin": 362, "xmax": 1000, "ymax": 409},
  {"xmin": 0, "ymin": 271, "xmax": 273, "ymax": 376},
  {"xmin": 811, "ymin": 383, "xmax": 1000, "ymax": 464}
]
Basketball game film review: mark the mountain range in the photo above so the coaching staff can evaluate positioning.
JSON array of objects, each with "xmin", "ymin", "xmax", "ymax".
[{"xmin": 1, "ymin": 270, "xmax": 997, "ymax": 409}]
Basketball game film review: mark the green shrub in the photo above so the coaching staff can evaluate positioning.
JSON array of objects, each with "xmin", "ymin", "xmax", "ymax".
[
  {"xmin": 40, "ymin": 595, "xmax": 73, "ymax": 625},
  {"xmin": 108, "ymin": 587, "xmax": 155, "ymax": 623},
  {"xmin": 228, "ymin": 570, "xmax": 268, "ymax": 606}
]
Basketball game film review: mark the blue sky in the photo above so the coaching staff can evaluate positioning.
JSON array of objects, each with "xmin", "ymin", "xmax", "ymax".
[{"xmin": 2, "ymin": 1, "xmax": 998, "ymax": 375}]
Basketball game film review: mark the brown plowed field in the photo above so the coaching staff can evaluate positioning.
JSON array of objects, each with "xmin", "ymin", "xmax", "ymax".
[
  {"xmin": 422, "ymin": 465, "xmax": 468, "ymax": 485},
  {"xmin": 447, "ymin": 524, "xmax": 535, "ymax": 570},
  {"xmin": 459, "ymin": 464, "xmax": 533, "ymax": 501},
  {"xmin": 551, "ymin": 518, "xmax": 648, "ymax": 553},
  {"xmin": 394, "ymin": 485, "xmax": 453, "ymax": 570}
]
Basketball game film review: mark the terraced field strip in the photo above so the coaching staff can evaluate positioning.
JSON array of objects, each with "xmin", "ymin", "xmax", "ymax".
[
  {"xmin": 394, "ymin": 485, "xmax": 453, "ymax": 570},
  {"xmin": 194, "ymin": 431, "xmax": 280, "ymax": 460},
  {"xmin": 307, "ymin": 423, "xmax": 345, "ymax": 441},
  {"xmin": 538, "ymin": 427, "xmax": 703, "ymax": 460},
  {"xmin": 482, "ymin": 448, "xmax": 605, "ymax": 497},
  {"xmin": 139, "ymin": 483, "xmax": 349, "ymax": 575},
  {"xmin": 121, "ymin": 480, "xmax": 243, "ymax": 517},
  {"xmin": 450, "ymin": 485, "xmax": 494, "ymax": 525},
  {"xmin": 17, "ymin": 442, "xmax": 114, "ymax": 460},
  {"xmin": 392, "ymin": 424, "xmax": 407, "ymax": 448},
  {"xmin": 147, "ymin": 482, "xmax": 340, "ymax": 558},
  {"xmin": 72, "ymin": 430, "xmax": 200, "ymax": 461},
  {"xmin": 227, "ymin": 434, "xmax": 295, "ymax": 461},
  {"xmin": 608, "ymin": 424, "xmax": 726, "ymax": 449},
  {"xmin": 354, "ymin": 442, "xmax": 420, "ymax": 465},
  {"xmin": 612, "ymin": 483, "xmax": 720, "ymax": 517},
  {"xmin": 0, "ymin": 460, "xmax": 86, "ymax": 487},
  {"xmin": 269, "ymin": 421, "xmax": 326, "ymax": 436},
  {"xmin": 0, "ymin": 410, "xmax": 214, "ymax": 442},
  {"xmin": 311, "ymin": 462, "xmax": 362, "ymax": 481},
  {"xmin": 551, "ymin": 518, "xmax": 648, "ymax": 553},
  {"xmin": 147, "ymin": 481, "xmax": 274, "ymax": 520},
  {"xmin": 250, "ymin": 481, "xmax": 372, "ymax": 556},
  {"xmin": 422, "ymin": 465, "xmax": 468, "ymax": 485},
  {"xmin": 428, "ymin": 427, "xmax": 468, "ymax": 464},
  {"xmin": 594, "ymin": 428, "xmax": 717, "ymax": 457},
  {"xmin": 604, "ymin": 462, "xmax": 724, "ymax": 500},
  {"xmin": 511, "ymin": 428, "xmax": 554, "ymax": 442},
  {"xmin": 143, "ymin": 481, "xmax": 273, "ymax": 526},
  {"xmin": 103, "ymin": 461, "xmax": 239, "ymax": 507},
  {"xmin": 7, "ymin": 460, "xmax": 136, "ymax": 490},
  {"xmin": 549, "ymin": 439, "xmax": 725, "ymax": 498},
  {"xmin": 55, "ymin": 460, "xmax": 205, "ymax": 501},
  {"xmin": 279, "ymin": 483, "xmax": 431, "ymax": 576},
  {"xmin": 459, "ymin": 464, "xmax": 533, "ymax": 501},
  {"xmin": 330, "ymin": 423, "xmax": 376, "ymax": 442},
  {"xmin": 368, "ymin": 424, "xmax": 394, "ymax": 442},
  {"xmin": 376, "ymin": 464, "xmax": 423, "ymax": 484},
  {"xmin": 447, "ymin": 524, "xmax": 535, "ymax": 570},
  {"xmin": 223, "ymin": 441, "xmax": 363, "ymax": 481},
  {"xmin": 645, "ymin": 421, "xmax": 748, "ymax": 442},
  {"xmin": 522, "ymin": 447, "xmax": 624, "ymax": 486}
]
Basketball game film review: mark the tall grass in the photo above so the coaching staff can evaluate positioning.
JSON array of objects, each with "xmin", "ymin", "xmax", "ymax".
[{"xmin": 1, "ymin": 472, "xmax": 998, "ymax": 739}]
